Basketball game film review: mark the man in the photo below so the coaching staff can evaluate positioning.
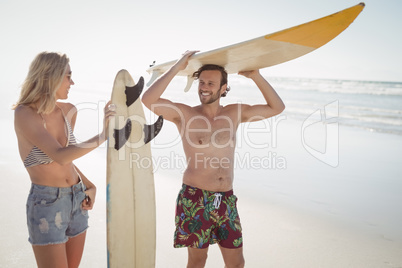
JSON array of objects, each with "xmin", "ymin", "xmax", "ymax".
[{"xmin": 142, "ymin": 50, "xmax": 285, "ymax": 268}]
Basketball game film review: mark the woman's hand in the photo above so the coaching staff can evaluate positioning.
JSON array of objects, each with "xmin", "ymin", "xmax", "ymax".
[
  {"xmin": 100, "ymin": 100, "xmax": 116, "ymax": 141},
  {"xmin": 82, "ymin": 186, "xmax": 97, "ymax": 210}
]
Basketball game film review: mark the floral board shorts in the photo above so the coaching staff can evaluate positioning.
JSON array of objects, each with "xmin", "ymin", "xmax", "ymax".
[
  {"xmin": 26, "ymin": 182, "xmax": 89, "ymax": 246},
  {"xmin": 174, "ymin": 184, "xmax": 243, "ymax": 249}
]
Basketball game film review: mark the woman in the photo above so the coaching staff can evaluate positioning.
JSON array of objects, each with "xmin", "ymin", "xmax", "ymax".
[{"xmin": 13, "ymin": 52, "xmax": 115, "ymax": 267}]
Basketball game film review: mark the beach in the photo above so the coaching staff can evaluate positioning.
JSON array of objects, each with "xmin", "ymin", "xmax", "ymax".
[{"xmin": 1, "ymin": 76, "xmax": 402, "ymax": 267}]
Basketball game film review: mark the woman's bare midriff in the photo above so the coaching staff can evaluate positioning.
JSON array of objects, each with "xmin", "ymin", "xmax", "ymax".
[{"xmin": 26, "ymin": 162, "xmax": 79, "ymax": 187}]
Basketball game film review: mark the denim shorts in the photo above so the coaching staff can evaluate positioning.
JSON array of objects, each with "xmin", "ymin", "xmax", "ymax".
[{"xmin": 26, "ymin": 182, "xmax": 89, "ymax": 246}]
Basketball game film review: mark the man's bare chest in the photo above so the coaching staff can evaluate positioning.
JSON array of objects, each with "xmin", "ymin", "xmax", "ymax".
[{"xmin": 183, "ymin": 116, "xmax": 237, "ymax": 148}]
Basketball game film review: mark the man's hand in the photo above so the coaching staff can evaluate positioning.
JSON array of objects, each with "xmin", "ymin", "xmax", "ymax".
[
  {"xmin": 174, "ymin": 50, "xmax": 199, "ymax": 71},
  {"xmin": 238, "ymin": 70, "xmax": 261, "ymax": 80}
]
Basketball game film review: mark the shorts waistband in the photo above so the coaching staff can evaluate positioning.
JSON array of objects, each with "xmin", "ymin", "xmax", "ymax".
[
  {"xmin": 30, "ymin": 181, "xmax": 85, "ymax": 196},
  {"xmin": 182, "ymin": 184, "xmax": 233, "ymax": 195}
]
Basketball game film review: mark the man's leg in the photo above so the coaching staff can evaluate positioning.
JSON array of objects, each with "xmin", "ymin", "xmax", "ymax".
[
  {"xmin": 187, "ymin": 247, "xmax": 209, "ymax": 268},
  {"xmin": 219, "ymin": 246, "xmax": 245, "ymax": 268}
]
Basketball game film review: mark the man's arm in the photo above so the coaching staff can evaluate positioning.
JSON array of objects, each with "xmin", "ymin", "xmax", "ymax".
[
  {"xmin": 142, "ymin": 50, "xmax": 198, "ymax": 122},
  {"xmin": 238, "ymin": 70, "xmax": 285, "ymax": 122}
]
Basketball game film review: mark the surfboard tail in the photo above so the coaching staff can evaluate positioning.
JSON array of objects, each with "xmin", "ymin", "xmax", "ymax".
[
  {"xmin": 146, "ymin": 69, "xmax": 162, "ymax": 87},
  {"xmin": 113, "ymin": 119, "xmax": 132, "ymax": 150},
  {"xmin": 126, "ymin": 77, "xmax": 144, "ymax": 107},
  {"xmin": 143, "ymin": 115, "xmax": 164, "ymax": 144},
  {"xmin": 107, "ymin": 69, "xmax": 157, "ymax": 267},
  {"xmin": 184, "ymin": 76, "xmax": 195, "ymax": 92}
]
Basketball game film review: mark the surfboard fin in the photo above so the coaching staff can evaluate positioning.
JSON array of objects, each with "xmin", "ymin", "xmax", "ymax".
[
  {"xmin": 113, "ymin": 119, "xmax": 132, "ymax": 150},
  {"xmin": 146, "ymin": 70, "xmax": 161, "ymax": 87},
  {"xmin": 143, "ymin": 116, "xmax": 164, "ymax": 144},
  {"xmin": 125, "ymin": 77, "xmax": 144, "ymax": 107},
  {"xmin": 184, "ymin": 76, "xmax": 194, "ymax": 92}
]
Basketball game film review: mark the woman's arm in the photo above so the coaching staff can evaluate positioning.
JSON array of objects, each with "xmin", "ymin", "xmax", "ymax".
[
  {"xmin": 14, "ymin": 101, "xmax": 115, "ymax": 165},
  {"xmin": 74, "ymin": 165, "xmax": 96, "ymax": 210}
]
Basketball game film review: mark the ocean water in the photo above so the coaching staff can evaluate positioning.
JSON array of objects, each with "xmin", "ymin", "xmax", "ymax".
[{"xmin": 228, "ymin": 76, "xmax": 402, "ymax": 136}]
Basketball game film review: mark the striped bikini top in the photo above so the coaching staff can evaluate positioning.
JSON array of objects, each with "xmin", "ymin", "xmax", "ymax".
[{"xmin": 23, "ymin": 108, "xmax": 77, "ymax": 168}]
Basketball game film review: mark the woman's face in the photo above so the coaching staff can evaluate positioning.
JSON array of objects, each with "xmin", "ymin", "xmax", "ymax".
[{"xmin": 55, "ymin": 64, "xmax": 74, "ymax": 100}]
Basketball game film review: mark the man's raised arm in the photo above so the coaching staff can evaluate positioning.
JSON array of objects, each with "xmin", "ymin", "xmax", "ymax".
[
  {"xmin": 142, "ymin": 51, "xmax": 198, "ymax": 122},
  {"xmin": 238, "ymin": 70, "xmax": 285, "ymax": 123}
]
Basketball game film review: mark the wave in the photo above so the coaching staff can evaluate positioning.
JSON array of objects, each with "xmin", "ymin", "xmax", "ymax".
[
  {"xmin": 261, "ymin": 77, "xmax": 402, "ymax": 136},
  {"xmin": 267, "ymin": 77, "xmax": 402, "ymax": 97}
]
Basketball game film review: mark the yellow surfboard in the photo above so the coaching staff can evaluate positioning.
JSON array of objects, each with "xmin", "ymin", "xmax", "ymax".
[
  {"xmin": 107, "ymin": 70, "xmax": 163, "ymax": 267},
  {"xmin": 147, "ymin": 3, "xmax": 365, "ymax": 91}
]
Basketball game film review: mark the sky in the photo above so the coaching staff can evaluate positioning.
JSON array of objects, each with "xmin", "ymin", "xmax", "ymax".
[{"xmin": 1, "ymin": 0, "xmax": 401, "ymax": 106}]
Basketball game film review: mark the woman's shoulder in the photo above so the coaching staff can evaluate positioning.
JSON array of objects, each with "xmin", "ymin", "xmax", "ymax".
[
  {"xmin": 14, "ymin": 105, "xmax": 42, "ymax": 134},
  {"xmin": 57, "ymin": 102, "xmax": 77, "ymax": 116},
  {"xmin": 14, "ymin": 104, "xmax": 36, "ymax": 118},
  {"xmin": 57, "ymin": 101, "xmax": 76, "ymax": 111},
  {"xmin": 57, "ymin": 102, "xmax": 77, "ymax": 127}
]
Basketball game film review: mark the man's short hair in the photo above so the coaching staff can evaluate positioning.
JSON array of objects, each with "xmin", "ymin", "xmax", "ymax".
[{"xmin": 192, "ymin": 64, "xmax": 230, "ymax": 97}]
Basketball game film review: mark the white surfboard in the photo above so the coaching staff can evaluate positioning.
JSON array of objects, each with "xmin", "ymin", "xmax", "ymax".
[
  {"xmin": 146, "ymin": 3, "xmax": 365, "ymax": 91},
  {"xmin": 106, "ymin": 70, "xmax": 163, "ymax": 267}
]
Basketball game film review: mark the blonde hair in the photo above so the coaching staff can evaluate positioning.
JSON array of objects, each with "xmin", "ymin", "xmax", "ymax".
[{"xmin": 13, "ymin": 52, "xmax": 70, "ymax": 114}]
